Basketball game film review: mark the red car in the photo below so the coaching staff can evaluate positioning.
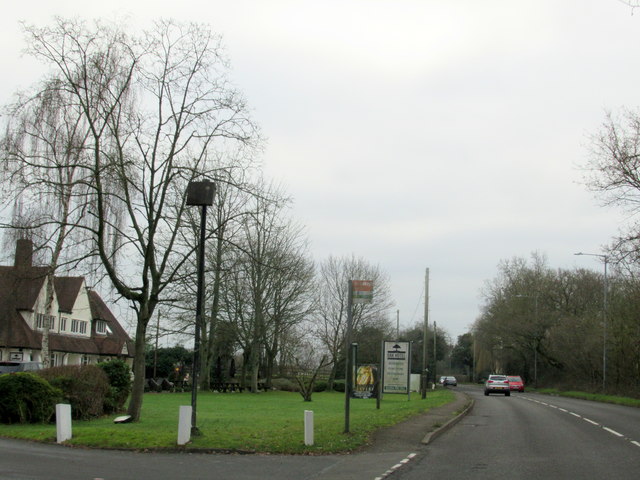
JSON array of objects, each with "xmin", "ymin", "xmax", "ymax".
[{"xmin": 507, "ymin": 375, "xmax": 525, "ymax": 392}]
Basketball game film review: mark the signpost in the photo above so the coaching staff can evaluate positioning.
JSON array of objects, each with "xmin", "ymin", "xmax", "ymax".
[
  {"xmin": 344, "ymin": 279, "xmax": 373, "ymax": 433},
  {"xmin": 382, "ymin": 341, "xmax": 411, "ymax": 398}
]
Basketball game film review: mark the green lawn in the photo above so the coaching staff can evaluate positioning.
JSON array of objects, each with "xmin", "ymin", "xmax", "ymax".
[{"xmin": 0, "ymin": 389, "xmax": 454, "ymax": 454}]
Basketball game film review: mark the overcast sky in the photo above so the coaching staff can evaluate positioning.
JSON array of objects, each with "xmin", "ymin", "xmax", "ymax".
[{"xmin": 1, "ymin": 1, "xmax": 637, "ymax": 340}]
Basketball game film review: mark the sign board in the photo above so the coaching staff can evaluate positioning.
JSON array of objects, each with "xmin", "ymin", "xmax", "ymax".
[
  {"xmin": 10, "ymin": 351, "xmax": 24, "ymax": 361},
  {"xmin": 353, "ymin": 364, "xmax": 378, "ymax": 399},
  {"xmin": 382, "ymin": 341, "xmax": 411, "ymax": 394},
  {"xmin": 352, "ymin": 280, "xmax": 373, "ymax": 304}
]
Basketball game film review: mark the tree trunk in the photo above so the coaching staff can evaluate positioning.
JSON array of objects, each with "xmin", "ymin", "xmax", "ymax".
[
  {"xmin": 127, "ymin": 308, "xmax": 151, "ymax": 421},
  {"xmin": 250, "ymin": 339, "xmax": 260, "ymax": 392}
]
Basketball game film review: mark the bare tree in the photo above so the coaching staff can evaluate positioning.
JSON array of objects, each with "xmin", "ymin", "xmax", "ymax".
[
  {"xmin": 587, "ymin": 109, "xmax": 640, "ymax": 261},
  {"xmin": 222, "ymin": 182, "xmax": 314, "ymax": 392},
  {"xmin": 3, "ymin": 17, "xmax": 260, "ymax": 421},
  {"xmin": 312, "ymin": 255, "xmax": 394, "ymax": 390}
]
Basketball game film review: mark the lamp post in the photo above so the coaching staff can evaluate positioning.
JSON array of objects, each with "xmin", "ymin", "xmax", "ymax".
[
  {"xmin": 515, "ymin": 294, "xmax": 539, "ymax": 388},
  {"xmin": 574, "ymin": 252, "xmax": 609, "ymax": 391},
  {"xmin": 186, "ymin": 179, "xmax": 215, "ymax": 435}
]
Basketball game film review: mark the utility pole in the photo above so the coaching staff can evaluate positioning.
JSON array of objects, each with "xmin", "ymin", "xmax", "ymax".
[
  {"xmin": 433, "ymin": 321, "xmax": 437, "ymax": 384},
  {"xmin": 421, "ymin": 268, "xmax": 429, "ymax": 399}
]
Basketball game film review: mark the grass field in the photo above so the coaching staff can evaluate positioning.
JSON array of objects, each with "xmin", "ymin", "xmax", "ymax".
[{"xmin": 0, "ymin": 389, "xmax": 455, "ymax": 454}]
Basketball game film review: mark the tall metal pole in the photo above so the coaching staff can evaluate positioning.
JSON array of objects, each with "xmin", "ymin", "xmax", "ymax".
[
  {"xmin": 422, "ymin": 268, "xmax": 429, "ymax": 399},
  {"xmin": 186, "ymin": 179, "xmax": 215, "ymax": 437},
  {"xmin": 344, "ymin": 280, "xmax": 354, "ymax": 433},
  {"xmin": 191, "ymin": 202, "xmax": 207, "ymax": 435}
]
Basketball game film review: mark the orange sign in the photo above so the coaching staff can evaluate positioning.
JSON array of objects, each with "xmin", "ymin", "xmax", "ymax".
[{"xmin": 352, "ymin": 280, "xmax": 373, "ymax": 304}]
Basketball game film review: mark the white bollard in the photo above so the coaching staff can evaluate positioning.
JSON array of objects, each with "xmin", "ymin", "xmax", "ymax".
[
  {"xmin": 304, "ymin": 410, "xmax": 314, "ymax": 446},
  {"xmin": 56, "ymin": 404, "xmax": 72, "ymax": 443},
  {"xmin": 177, "ymin": 406, "xmax": 192, "ymax": 445}
]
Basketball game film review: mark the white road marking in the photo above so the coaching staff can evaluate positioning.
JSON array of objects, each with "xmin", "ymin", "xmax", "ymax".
[
  {"xmin": 603, "ymin": 427, "xmax": 624, "ymax": 437},
  {"xmin": 375, "ymin": 453, "xmax": 419, "ymax": 479},
  {"xmin": 519, "ymin": 395, "xmax": 639, "ymax": 450}
]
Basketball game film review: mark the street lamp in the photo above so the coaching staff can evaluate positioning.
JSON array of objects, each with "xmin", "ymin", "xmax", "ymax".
[
  {"xmin": 186, "ymin": 179, "xmax": 215, "ymax": 435},
  {"xmin": 515, "ymin": 294, "xmax": 539, "ymax": 388},
  {"xmin": 574, "ymin": 252, "xmax": 609, "ymax": 391}
]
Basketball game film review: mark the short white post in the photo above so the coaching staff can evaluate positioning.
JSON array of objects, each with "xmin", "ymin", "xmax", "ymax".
[
  {"xmin": 304, "ymin": 410, "xmax": 314, "ymax": 446},
  {"xmin": 177, "ymin": 405, "xmax": 192, "ymax": 445},
  {"xmin": 56, "ymin": 404, "xmax": 72, "ymax": 443}
]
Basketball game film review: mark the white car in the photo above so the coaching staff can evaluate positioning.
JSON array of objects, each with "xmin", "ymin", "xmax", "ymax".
[{"xmin": 484, "ymin": 374, "xmax": 510, "ymax": 396}]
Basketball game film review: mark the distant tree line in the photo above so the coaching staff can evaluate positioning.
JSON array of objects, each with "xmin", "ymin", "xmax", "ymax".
[{"xmin": 473, "ymin": 253, "xmax": 640, "ymax": 394}]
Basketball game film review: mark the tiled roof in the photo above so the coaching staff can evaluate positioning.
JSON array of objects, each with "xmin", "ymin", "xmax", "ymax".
[
  {"xmin": 0, "ymin": 255, "xmax": 133, "ymax": 358},
  {"xmin": 54, "ymin": 277, "xmax": 84, "ymax": 313}
]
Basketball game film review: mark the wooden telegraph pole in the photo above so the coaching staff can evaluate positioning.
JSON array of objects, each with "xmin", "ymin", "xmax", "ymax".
[{"xmin": 422, "ymin": 268, "xmax": 429, "ymax": 399}]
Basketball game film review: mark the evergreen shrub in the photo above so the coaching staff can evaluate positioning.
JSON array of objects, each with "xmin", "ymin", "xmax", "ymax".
[
  {"xmin": 0, "ymin": 372, "xmax": 62, "ymax": 424},
  {"xmin": 98, "ymin": 359, "xmax": 131, "ymax": 413},
  {"xmin": 38, "ymin": 365, "xmax": 110, "ymax": 420},
  {"xmin": 332, "ymin": 380, "xmax": 346, "ymax": 392},
  {"xmin": 271, "ymin": 377, "xmax": 298, "ymax": 392},
  {"xmin": 313, "ymin": 381, "xmax": 328, "ymax": 392}
]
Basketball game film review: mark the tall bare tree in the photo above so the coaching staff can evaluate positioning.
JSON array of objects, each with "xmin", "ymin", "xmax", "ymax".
[
  {"xmin": 312, "ymin": 255, "xmax": 394, "ymax": 389},
  {"xmin": 2, "ymin": 17, "xmax": 260, "ymax": 421},
  {"xmin": 222, "ymin": 182, "xmax": 314, "ymax": 392},
  {"xmin": 587, "ymin": 109, "xmax": 640, "ymax": 261}
]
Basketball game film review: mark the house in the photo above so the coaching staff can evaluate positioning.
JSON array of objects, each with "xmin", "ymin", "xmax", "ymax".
[{"xmin": 0, "ymin": 239, "xmax": 134, "ymax": 367}]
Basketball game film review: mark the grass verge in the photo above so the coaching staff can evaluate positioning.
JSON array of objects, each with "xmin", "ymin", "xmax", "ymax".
[
  {"xmin": 536, "ymin": 388, "xmax": 640, "ymax": 408},
  {"xmin": 0, "ymin": 389, "xmax": 454, "ymax": 454}
]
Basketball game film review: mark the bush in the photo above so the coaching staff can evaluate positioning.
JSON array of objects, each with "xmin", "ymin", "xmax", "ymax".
[
  {"xmin": 98, "ymin": 359, "xmax": 131, "ymax": 413},
  {"xmin": 332, "ymin": 380, "xmax": 345, "ymax": 392},
  {"xmin": 313, "ymin": 381, "xmax": 328, "ymax": 392},
  {"xmin": 38, "ymin": 365, "xmax": 110, "ymax": 420},
  {"xmin": 271, "ymin": 377, "xmax": 298, "ymax": 392},
  {"xmin": 0, "ymin": 372, "xmax": 62, "ymax": 424}
]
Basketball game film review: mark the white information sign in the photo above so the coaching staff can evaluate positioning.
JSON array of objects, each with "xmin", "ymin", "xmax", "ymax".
[{"xmin": 382, "ymin": 341, "xmax": 411, "ymax": 394}]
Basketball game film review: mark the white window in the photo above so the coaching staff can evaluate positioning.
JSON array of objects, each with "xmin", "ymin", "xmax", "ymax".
[
  {"xmin": 35, "ymin": 313, "xmax": 55, "ymax": 330},
  {"xmin": 51, "ymin": 353, "xmax": 58, "ymax": 366},
  {"xmin": 70, "ymin": 319, "xmax": 88, "ymax": 334},
  {"xmin": 95, "ymin": 320, "xmax": 107, "ymax": 334},
  {"xmin": 82, "ymin": 356, "xmax": 89, "ymax": 365},
  {"xmin": 60, "ymin": 317, "xmax": 67, "ymax": 332}
]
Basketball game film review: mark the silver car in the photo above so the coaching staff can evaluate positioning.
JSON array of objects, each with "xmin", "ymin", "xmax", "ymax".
[
  {"xmin": 484, "ymin": 374, "xmax": 510, "ymax": 396},
  {"xmin": 0, "ymin": 361, "xmax": 43, "ymax": 374}
]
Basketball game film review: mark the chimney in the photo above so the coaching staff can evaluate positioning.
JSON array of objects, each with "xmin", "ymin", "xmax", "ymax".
[{"xmin": 14, "ymin": 239, "xmax": 33, "ymax": 268}]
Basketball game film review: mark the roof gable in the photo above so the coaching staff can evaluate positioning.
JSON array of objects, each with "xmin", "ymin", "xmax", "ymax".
[{"xmin": 54, "ymin": 277, "xmax": 84, "ymax": 313}]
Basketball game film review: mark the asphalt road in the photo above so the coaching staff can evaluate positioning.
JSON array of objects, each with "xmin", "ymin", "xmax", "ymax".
[
  {"xmin": 2, "ymin": 386, "xmax": 639, "ymax": 480},
  {"xmin": 396, "ymin": 385, "xmax": 640, "ymax": 480}
]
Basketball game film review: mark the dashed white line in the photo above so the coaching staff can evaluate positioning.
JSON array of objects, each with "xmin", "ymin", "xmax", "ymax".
[
  {"xmin": 520, "ymin": 395, "xmax": 640, "ymax": 450},
  {"xmin": 375, "ymin": 453, "xmax": 418, "ymax": 479},
  {"xmin": 604, "ymin": 427, "xmax": 624, "ymax": 437}
]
